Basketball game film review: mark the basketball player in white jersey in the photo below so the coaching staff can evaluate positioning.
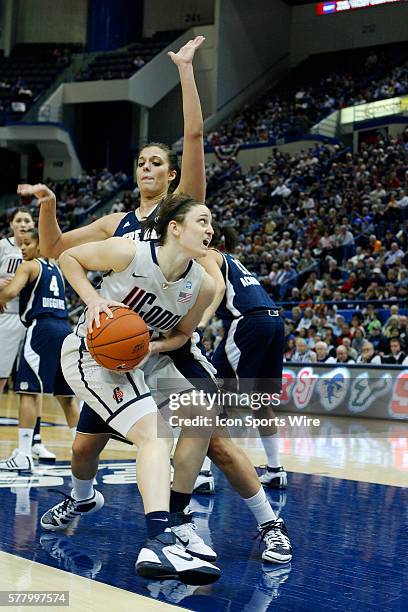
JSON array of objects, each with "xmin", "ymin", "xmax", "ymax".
[
  {"xmin": 41, "ymin": 193, "xmax": 221, "ymax": 583},
  {"xmin": 0, "ymin": 209, "xmax": 34, "ymax": 391},
  {"xmin": 19, "ymin": 36, "xmax": 292, "ymax": 567},
  {"xmin": 0, "ymin": 209, "xmax": 55, "ymax": 463}
]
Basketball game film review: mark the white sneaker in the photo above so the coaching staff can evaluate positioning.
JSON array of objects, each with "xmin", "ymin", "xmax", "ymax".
[
  {"xmin": 193, "ymin": 471, "xmax": 215, "ymax": 495},
  {"xmin": 136, "ymin": 529, "xmax": 220, "ymax": 584},
  {"xmin": 259, "ymin": 466, "xmax": 287, "ymax": 489},
  {"xmin": 41, "ymin": 490, "xmax": 104, "ymax": 531},
  {"xmin": 0, "ymin": 449, "xmax": 33, "ymax": 472},
  {"xmin": 32, "ymin": 443, "xmax": 56, "ymax": 464},
  {"xmin": 171, "ymin": 511, "xmax": 217, "ymax": 561},
  {"xmin": 258, "ymin": 518, "xmax": 292, "ymax": 564}
]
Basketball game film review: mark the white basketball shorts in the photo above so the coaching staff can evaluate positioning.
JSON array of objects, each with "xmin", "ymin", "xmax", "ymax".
[
  {"xmin": 0, "ymin": 313, "xmax": 25, "ymax": 378},
  {"xmin": 61, "ymin": 334, "xmax": 194, "ymax": 438}
]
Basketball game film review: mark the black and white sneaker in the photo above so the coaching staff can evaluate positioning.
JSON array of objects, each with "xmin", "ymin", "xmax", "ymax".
[
  {"xmin": 40, "ymin": 490, "xmax": 104, "ymax": 531},
  {"xmin": 136, "ymin": 529, "xmax": 220, "ymax": 584},
  {"xmin": 257, "ymin": 518, "xmax": 292, "ymax": 564},
  {"xmin": 171, "ymin": 511, "xmax": 217, "ymax": 561},
  {"xmin": 193, "ymin": 470, "xmax": 215, "ymax": 495},
  {"xmin": 259, "ymin": 466, "xmax": 287, "ymax": 489}
]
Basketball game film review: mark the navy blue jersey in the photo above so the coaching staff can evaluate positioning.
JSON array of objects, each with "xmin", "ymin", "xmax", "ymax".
[
  {"xmin": 216, "ymin": 251, "xmax": 277, "ymax": 320},
  {"xmin": 19, "ymin": 258, "xmax": 69, "ymax": 327},
  {"xmin": 113, "ymin": 208, "xmax": 158, "ymax": 242}
]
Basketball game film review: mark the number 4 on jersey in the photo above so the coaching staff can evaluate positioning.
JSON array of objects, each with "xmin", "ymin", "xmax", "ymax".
[{"xmin": 49, "ymin": 275, "xmax": 60, "ymax": 297}]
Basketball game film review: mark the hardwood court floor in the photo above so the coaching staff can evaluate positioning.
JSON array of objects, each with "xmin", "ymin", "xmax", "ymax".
[{"xmin": 0, "ymin": 393, "xmax": 407, "ymax": 611}]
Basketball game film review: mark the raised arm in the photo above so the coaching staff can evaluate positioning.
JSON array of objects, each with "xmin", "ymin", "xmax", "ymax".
[
  {"xmin": 17, "ymin": 184, "xmax": 125, "ymax": 259},
  {"xmin": 169, "ymin": 36, "xmax": 206, "ymax": 203},
  {"xmin": 59, "ymin": 237, "xmax": 134, "ymax": 331}
]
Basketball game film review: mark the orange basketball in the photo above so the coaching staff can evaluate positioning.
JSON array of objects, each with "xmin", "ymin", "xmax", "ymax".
[{"xmin": 87, "ymin": 306, "xmax": 150, "ymax": 371}]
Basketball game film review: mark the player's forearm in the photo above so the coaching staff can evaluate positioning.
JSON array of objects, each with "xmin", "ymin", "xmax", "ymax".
[
  {"xmin": 151, "ymin": 329, "xmax": 190, "ymax": 353},
  {"xmin": 0, "ymin": 286, "xmax": 18, "ymax": 302},
  {"xmin": 59, "ymin": 252, "xmax": 99, "ymax": 306},
  {"xmin": 179, "ymin": 63, "xmax": 203, "ymax": 139},
  {"xmin": 198, "ymin": 290, "xmax": 224, "ymax": 330},
  {"xmin": 38, "ymin": 199, "xmax": 64, "ymax": 258}
]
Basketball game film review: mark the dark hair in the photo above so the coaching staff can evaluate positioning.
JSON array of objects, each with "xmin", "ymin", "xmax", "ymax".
[
  {"xmin": 138, "ymin": 142, "xmax": 180, "ymax": 193},
  {"xmin": 24, "ymin": 228, "xmax": 39, "ymax": 243},
  {"xmin": 142, "ymin": 192, "xmax": 201, "ymax": 245},
  {"xmin": 11, "ymin": 207, "xmax": 33, "ymax": 221},
  {"xmin": 211, "ymin": 224, "xmax": 238, "ymax": 252}
]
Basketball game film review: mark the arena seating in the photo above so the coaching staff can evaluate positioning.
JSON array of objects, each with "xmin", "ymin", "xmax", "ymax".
[
  {"xmin": 75, "ymin": 32, "xmax": 182, "ymax": 81},
  {"xmin": 205, "ymin": 41, "xmax": 408, "ymax": 147},
  {"xmin": 0, "ymin": 43, "xmax": 81, "ymax": 124}
]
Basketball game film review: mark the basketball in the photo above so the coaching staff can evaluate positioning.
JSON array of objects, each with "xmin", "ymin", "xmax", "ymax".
[{"xmin": 87, "ymin": 306, "xmax": 150, "ymax": 371}]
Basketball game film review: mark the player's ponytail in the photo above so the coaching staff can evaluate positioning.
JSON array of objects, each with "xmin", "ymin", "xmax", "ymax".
[
  {"xmin": 211, "ymin": 224, "xmax": 238, "ymax": 252},
  {"xmin": 142, "ymin": 192, "xmax": 200, "ymax": 245}
]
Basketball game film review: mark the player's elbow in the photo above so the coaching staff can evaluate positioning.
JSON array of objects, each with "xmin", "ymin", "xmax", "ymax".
[
  {"xmin": 40, "ymin": 239, "xmax": 61, "ymax": 259},
  {"xmin": 58, "ymin": 250, "xmax": 72, "ymax": 273},
  {"xmin": 185, "ymin": 128, "xmax": 204, "ymax": 142}
]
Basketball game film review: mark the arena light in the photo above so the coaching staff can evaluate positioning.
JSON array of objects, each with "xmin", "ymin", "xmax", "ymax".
[{"xmin": 316, "ymin": 0, "xmax": 406, "ymax": 15}]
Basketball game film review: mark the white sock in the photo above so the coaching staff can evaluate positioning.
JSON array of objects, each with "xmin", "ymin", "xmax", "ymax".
[
  {"xmin": 244, "ymin": 486, "xmax": 276, "ymax": 526},
  {"xmin": 18, "ymin": 429, "xmax": 33, "ymax": 456},
  {"xmin": 70, "ymin": 427, "xmax": 76, "ymax": 439},
  {"xmin": 261, "ymin": 433, "xmax": 281, "ymax": 468},
  {"xmin": 201, "ymin": 456, "xmax": 212, "ymax": 473},
  {"xmin": 71, "ymin": 475, "xmax": 94, "ymax": 501}
]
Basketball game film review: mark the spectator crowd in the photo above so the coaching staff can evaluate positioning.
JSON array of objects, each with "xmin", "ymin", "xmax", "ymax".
[{"xmin": 206, "ymin": 45, "xmax": 408, "ymax": 147}]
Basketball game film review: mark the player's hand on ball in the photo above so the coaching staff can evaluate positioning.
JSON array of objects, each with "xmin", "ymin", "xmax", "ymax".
[
  {"xmin": 135, "ymin": 343, "xmax": 154, "ymax": 368},
  {"xmin": 17, "ymin": 183, "xmax": 57, "ymax": 207},
  {"xmin": 168, "ymin": 36, "xmax": 205, "ymax": 66},
  {"xmin": 86, "ymin": 297, "xmax": 128, "ymax": 334}
]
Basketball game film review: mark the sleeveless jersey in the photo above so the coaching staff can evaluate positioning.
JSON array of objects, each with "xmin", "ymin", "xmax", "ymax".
[
  {"xmin": 216, "ymin": 251, "xmax": 277, "ymax": 320},
  {"xmin": 76, "ymin": 241, "xmax": 204, "ymax": 338},
  {"xmin": 113, "ymin": 207, "xmax": 158, "ymax": 242},
  {"xmin": 0, "ymin": 237, "xmax": 23, "ymax": 314},
  {"xmin": 20, "ymin": 258, "xmax": 69, "ymax": 327}
]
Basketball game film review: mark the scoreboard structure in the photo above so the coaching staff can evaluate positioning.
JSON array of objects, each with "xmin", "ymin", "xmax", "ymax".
[{"xmin": 315, "ymin": 0, "xmax": 406, "ymax": 15}]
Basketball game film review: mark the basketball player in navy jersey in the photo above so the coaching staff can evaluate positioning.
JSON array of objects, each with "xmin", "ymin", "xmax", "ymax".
[
  {"xmin": 0, "ymin": 209, "xmax": 55, "ymax": 462},
  {"xmin": 198, "ymin": 227, "xmax": 288, "ymax": 489},
  {"xmin": 19, "ymin": 36, "xmax": 291, "ymax": 566},
  {"xmin": 0, "ymin": 229, "xmax": 79, "ymax": 471}
]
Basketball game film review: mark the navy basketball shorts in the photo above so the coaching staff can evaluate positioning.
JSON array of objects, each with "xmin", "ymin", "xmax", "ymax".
[
  {"xmin": 15, "ymin": 317, "xmax": 74, "ymax": 396},
  {"xmin": 212, "ymin": 310, "xmax": 284, "ymax": 395},
  {"xmin": 76, "ymin": 332, "xmax": 219, "ymax": 440}
]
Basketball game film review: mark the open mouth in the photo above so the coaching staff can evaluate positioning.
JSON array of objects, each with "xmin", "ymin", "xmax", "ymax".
[{"xmin": 203, "ymin": 239, "xmax": 210, "ymax": 247}]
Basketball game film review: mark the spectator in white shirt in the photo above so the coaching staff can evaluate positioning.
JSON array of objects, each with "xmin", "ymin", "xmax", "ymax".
[{"xmin": 357, "ymin": 341, "xmax": 382, "ymax": 365}]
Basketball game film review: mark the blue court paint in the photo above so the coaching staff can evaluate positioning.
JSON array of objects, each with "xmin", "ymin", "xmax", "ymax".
[{"xmin": 0, "ymin": 463, "xmax": 406, "ymax": 611}]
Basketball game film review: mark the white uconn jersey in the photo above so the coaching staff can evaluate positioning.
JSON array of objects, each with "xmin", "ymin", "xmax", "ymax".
[
  {"xmin": 76, "ymin": 241, "xmax": 204, "ymax": 337},
  {"xmin": 0, "ymin": 237, "xmax": 22, "ymax": 313}
]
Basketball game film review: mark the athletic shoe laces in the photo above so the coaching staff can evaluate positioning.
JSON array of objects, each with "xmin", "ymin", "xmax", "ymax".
[
  {"xmin": 257, "ymin": 520, "xmax": 291, "ymax": 550},
  {"xmin": 47, "ymin": 490, "xmax": 78, "ymax": 518}
]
